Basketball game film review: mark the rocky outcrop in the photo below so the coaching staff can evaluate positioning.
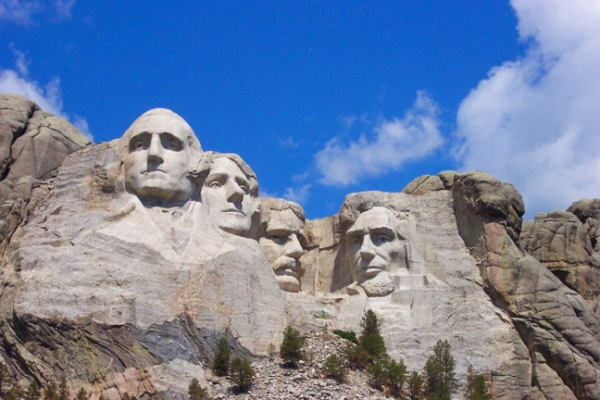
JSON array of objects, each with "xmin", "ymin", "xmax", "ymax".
[
  {"xmin": 520, "ymin": 199, "xmax": 600, "ymax": 314},
  {"xmin": 1, "ymin": 97, "xmax": 600, "ymax": 399},
  {"xmin": 0, "ymin": 94, "xmax": 91, "ymax": 254},
  {"xmin": 453, "ymin": 172, "xmax": 600, "ymax": 400}
]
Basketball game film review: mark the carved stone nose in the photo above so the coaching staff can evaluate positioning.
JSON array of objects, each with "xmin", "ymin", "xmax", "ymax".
[
  {"xmin": 285, "ymin": 234, "xmax": 304, "ymax": 259},
  {"xmin": 226, "ymin": 182, "xmax": 244, "ymax": 202},
  {"xmin": 147, "ymin": 134, "xmax": 164, "ymax": 162}
]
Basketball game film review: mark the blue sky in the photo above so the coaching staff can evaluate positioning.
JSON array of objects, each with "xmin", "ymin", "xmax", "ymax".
[{"xmin": 1, "ymin": 0, "xmax": 599, "ymax": 220}]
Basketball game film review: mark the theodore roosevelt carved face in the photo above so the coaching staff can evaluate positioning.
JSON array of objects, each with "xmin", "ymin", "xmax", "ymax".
[
  {"xmin": 122, "ymin": 109, "xmax": 202, "ymax": 202},
  {"xmin": 201, "ymin": 153, "xmax": 259, "ymax": 236},
  {"xmin": 259, "ymin": 199, "xmax": 306, "ymax": 292},
  {"xmin": 344, "ymin": 206, "xmax": 407, "ymax": 297}
]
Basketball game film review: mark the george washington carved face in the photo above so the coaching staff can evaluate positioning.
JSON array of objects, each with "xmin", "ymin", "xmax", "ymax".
[{"xmin": 122, "ymin": 109, "xmax": 202, "ymax": 202}]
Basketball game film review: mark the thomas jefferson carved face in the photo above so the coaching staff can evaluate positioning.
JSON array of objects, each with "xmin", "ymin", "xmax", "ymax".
[
  {"xmin": 123, "ymin": 109, "xmax": 200, "ymax": 202},
  {"xmin": 201, "ymin": 157, "xmax": 256, "ymax": 236},
  {"xmin": 259, "ymin": 206, "xmax": 305, "ymax": 292},
  {"xmin": 344, "ymin": 207, "xmax": 406, "ymax": 297}
]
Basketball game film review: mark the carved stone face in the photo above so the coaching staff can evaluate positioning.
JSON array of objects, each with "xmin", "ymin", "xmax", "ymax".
[
  {"xmin": 124, "ymin": 112, "xmax": 195, "ymax": 201},
  {"xmin": 259, "ymin": 208, "xmax": 305, "ymax": 292},
  {"xmin": 202, "ymin": 157, "xmax": 254, "ymax": 236},
  {"xmin": 345, "ymin": 207, "xmax": 405, "ymax": 297}
]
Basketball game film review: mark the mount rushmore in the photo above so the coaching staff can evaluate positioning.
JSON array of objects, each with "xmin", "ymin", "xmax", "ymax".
[{"xmin": 0, "ymin": 93, "xmax": 599, "ymax": 399}]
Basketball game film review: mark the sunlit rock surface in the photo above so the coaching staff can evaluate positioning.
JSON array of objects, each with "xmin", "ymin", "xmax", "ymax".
[{"xmin": 1, "ymin": 94, "xmax": 599, "ymax": 399}]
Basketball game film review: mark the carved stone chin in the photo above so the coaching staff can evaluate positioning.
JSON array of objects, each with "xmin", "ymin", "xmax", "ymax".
[{"xmin": 359, "ymin": 272, "xmax": 394, "ymax": 297}]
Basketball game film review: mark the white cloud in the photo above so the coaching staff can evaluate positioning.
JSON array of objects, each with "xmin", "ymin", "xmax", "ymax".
[
  {"xmin": 53, "ymin": 0, "xmax": 75, "ymax": 20},
  {"xmin": 283, "ymin": 184, "xmax": 311, "ymax": 205},
  {"xmin": 454, "ymin": 0, "xmax": 600, "ymax": 218},
  {"xmin": 0, "ymin": 0, "xmax": 75, "ymax": 25},
  {"xmin": 0, "ymin": 0, "xmax": 41, "ymax": 25},
  {"xmin": 0, "ymin": 49, "xmax": 93, "ymax": 141},
  {"xmin": 315, "ymin": 91, "xmax": 443, "ymax": 186}
]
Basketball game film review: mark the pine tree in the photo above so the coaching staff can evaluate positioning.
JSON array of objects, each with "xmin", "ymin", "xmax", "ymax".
[
  {"xmin": 470, "ymin": 375, "xmax": 492, "ymax": 400},
  {"xmin": 343, "ymin": 342, "xmax": 368, "ymax": 370},
  {"xmin": 188, "ymin": 378, "xmax": 211, "ymax": 400},
  {"xmin": 24, "ymin": 381, "xmax": 41, "ymax": 400},
  {"xmin": 367, "ymin": 356, "xmax": 388, "ymax": 389},
  {"xmin": 465, "ymin": 364, "xmax": 475, "ymax": 400},
  {"xmin": 408, "ymin": 371, "xmax": 424, "ymax": 400},
  {"xmin": 323, "ymin": 354, "xmax": 347, "ymax": 383},
  {"xmin": 58, "ymin": 378, "xmax": 69, "ymax": 400},
  {"xmin": 75, "ymin": 387, "xmax": 88, "ymax": 400},
  {"xmin": 280, "ymin": 326, "xmax": 304, "ymax": 367},
  {"xmin": 359, "ymin": 310, "xmax": 387, "ymax": 363},
  {"xmin": 387, "ymin": 358, "xmax": 408, "ymax": 397},
  {"xmin": 0, "ymin": 363, "xmax": 8, "ymax": 395},
  {"xmin": 44, "ymin": 382, "xmax": 59, "ymax": 400},
  {"xmin": 423, "ymin": 340, "xmax": 457, "ymax": 400},
  {"xmin": 229, "ymin": 357, "xmax": 255, "ymax": 393},
  {"xmin": 213, "ymin": 336, "xmax": 231, "ymax": 376}
]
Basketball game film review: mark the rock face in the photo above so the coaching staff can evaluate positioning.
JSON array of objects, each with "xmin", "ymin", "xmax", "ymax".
[
  {"xmin": 520, "ymin": 199, "xmax": 600, "ymax": 314},
  {"xmin": 1, "ymin": 95, "xmax": 599, "ymax": 399}
]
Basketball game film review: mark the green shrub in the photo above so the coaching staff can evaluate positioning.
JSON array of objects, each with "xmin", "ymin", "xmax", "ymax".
[
  {"xmin": 24, "ymin": 381, "xmax": 41, "ymax": 400},
  {"xmin": 280, "ymin": 326, "xmax": 304, "ymax": 367},
  {"xmin": 332, "ymin": 329, "xmax": 358, "ymax": 344},
  {"xmin": 75, "ymin": 387, "xmax": 89, "ymax": 400},
  {"xmin": 323, "ymin": 354, "xmax": 348, "ymax": 383},
  {"xmin": 367, "ymin": 357, "xmax": 388, "ymax": 389},
  {"xmin": 387, "ymin": 358, "xmax": 408, "ymax": 397},
  {"xmin": 188, "ymin": 378, "xmax": 212, "ymax": 400},
  {"xmin": 343, "ymin": 342, "xmax": 369, "ymax": 370},
  {"xmin": 423, "ymin": 340, "xmax": 457, "ymax": 400},
  {"xmin": 43, "ymin": 382, "xmax": 59, "ymax": 400},
  {"xmin": 359, "ymin": 310, "xmax": 387, "ymax": 363},
  {"xmin": 213, "ymin": 336, "xmax": 231, "ymax": 377},
  {"xmin": 230, "ymin": 357, "xmax": 255, "ymax": 393}
]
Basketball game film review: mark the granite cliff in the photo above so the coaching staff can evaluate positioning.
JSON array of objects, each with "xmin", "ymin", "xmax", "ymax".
[{"xmin": 0, "ymin": 94, "xmax": 598, "ymax": 399}]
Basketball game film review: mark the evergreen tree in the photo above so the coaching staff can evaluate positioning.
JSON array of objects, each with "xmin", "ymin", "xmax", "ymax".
[
  {"xmin": 75, "ymin": 387, "xmax": 88, "ymax": 400},
  {"xmin": 387, "ymin": 358, "xmax": 408, "ymax": 397},
  {"xmin": 469, "ymin": 376, "xmax": 492, "ymax": 400},
  {"xmin": 44, "ymin": 382, "xmax": 59, "ymax": 400},
  {"xmin": 423, "ymin": 340, "xmax": 457, "ymax": 400},
  {"xmin": 280, "ymin": 326, "xmax": 304, "ymax": 367},
  {"xmin": 323, "ymin": 354, "xmax": 347, "ymax": 383},
  {"xmin": 408, "ymin": 371, "xmax": 424, "ymax": 400},
  {"xmin": 360, "ymin": 310, "xmax": 381, "ymax": 336},
  {"xmin": 358, "ymin": 310, "xmax": 387, "ymax": 363},
  {"xmin": 229, "ymin": 357, "xmax": 255, "ymax": 393},
  {"xmin": 343, "ymin": 342, "xmax": 368, "ymax": 370},
  {"xmin": 24, "ymin": 381, "xmax": 41, "ymax": 400},
  {"xmin": 465, "ymin": 364, "xmax": 475, "ymax": 400},
  {"xmin": 58, "ymin": 378, "xmax": 69, "ymax": 400},
  {"xmin": 367, "ymin": 356, "xmax": 388, "ymax": 389},
  {"xmin": 188, "ymin": 378, "xmax": 211, "ymax": 400},
  {"xmin": 213, "ymin": 336, "xmax": 231, "ymax": 376}
]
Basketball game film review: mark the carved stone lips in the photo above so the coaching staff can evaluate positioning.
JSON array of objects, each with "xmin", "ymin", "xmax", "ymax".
[{"xmin": 224, "ymin": 208, "xmax": 245, "ymax": 215}]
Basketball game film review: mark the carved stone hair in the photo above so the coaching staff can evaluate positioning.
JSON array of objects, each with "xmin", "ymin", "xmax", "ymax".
[
  {"xmin": 338, "ymin": 196, "xmax": 407, "ymax": 239},
  {"xmin": 204, "ymin": 151, "xmax": 260, "ymax": 198},
  {"xmin": 259, "ymin": 198, "xmax": 306, "ymax": 231},
  {"xmin": 118, "ymin": 108, "xmax": 202, "ymax": 155}
]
